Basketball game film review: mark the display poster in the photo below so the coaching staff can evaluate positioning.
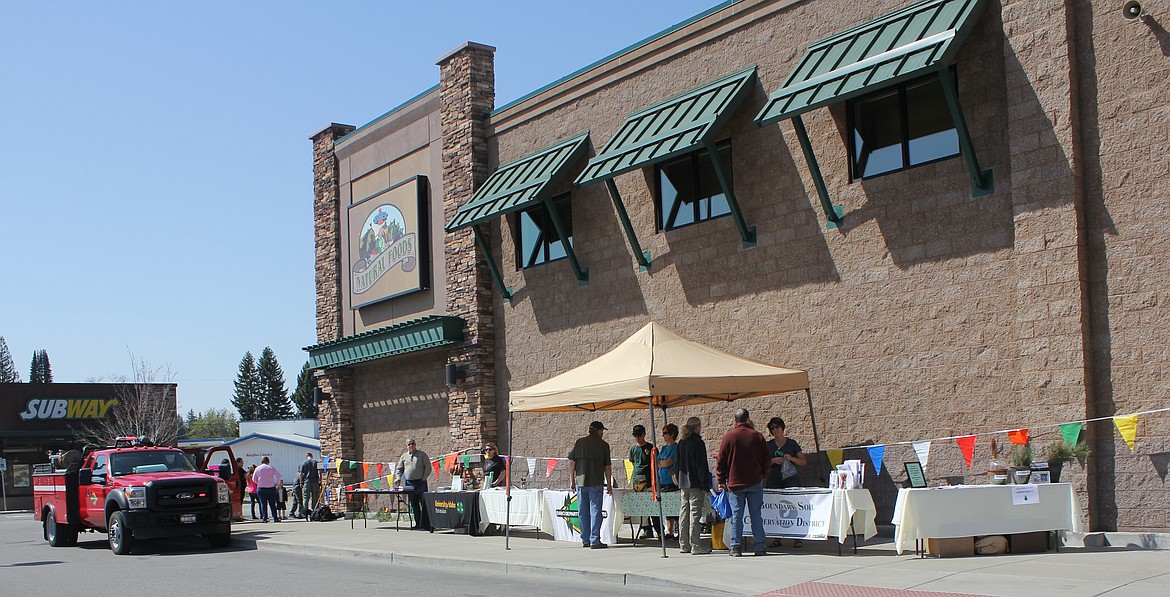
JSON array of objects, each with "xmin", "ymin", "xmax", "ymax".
[
  {"xmin": 740, "ymin": 490, "xmax": 832, "ymax": 540},
  {"xmin": 13, "ymin": 464, "xmax": 30, "ymax": 488},
  {"xmin": 544, "ymin": 489, "xmax": 617, "ymax": 544},
  {"xmin": 347, "ymin": 175, "xmax": 429, "ymax": 308}
]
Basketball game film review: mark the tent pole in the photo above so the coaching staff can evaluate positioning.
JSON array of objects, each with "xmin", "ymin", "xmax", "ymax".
[
  {"xmin": 506, "ymin": 411, "xmax": 513, "ymax": 550},
  {"xmin": 649, "ymin": 399, "xmax": 667, "ymax": 558},
  {"xmin": 805, "ymin": 389, "xmax": 827, "ymax": 484}
]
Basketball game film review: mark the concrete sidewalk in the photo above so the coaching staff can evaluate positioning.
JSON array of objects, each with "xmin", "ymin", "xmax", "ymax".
[{"xmin": 232, "ymin": 517, "xmax": 1170, "ymax": 597}]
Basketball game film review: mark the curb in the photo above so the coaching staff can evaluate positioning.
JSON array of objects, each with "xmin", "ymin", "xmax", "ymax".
[{"xmin": 243, "ymin": 536, "xmax": 740, "ymax": 595}]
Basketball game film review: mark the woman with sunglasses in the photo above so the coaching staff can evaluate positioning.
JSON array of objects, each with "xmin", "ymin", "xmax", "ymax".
[
  {"xmin": 481, "ymin": 443, "xmax": 507, "ymax": 488},
  {"xmin": 657, "ymin": 423, "xmax": 681, "ymax": 539}
]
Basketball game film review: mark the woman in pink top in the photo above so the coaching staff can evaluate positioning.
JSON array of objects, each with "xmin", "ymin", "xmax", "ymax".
[{"xmin": 245, "ymin": 465, "xmax": 259, "ymax": 520}]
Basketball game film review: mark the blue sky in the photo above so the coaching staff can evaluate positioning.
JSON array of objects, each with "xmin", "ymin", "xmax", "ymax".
[{"xmin": 0, "ymin": 1, "xmax": 720, "ymax": 415}]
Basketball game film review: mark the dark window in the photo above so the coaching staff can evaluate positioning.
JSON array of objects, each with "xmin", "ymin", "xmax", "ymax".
[
  {"xmin": 513, "ymin": 194, "xmax": 572, "ymax": 270},
  {"xmin": 655, "ymin": 141, "xmax": 732, "ymax": 231},
  {"xmin": 848, "ymin": 74, "xmax": 959, "ymax": 180}
]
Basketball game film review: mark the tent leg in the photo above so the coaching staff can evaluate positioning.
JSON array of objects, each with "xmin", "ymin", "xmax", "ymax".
[
  {"xmin": 649, "ymin": 401, "xmax": 668, "ymax": 558},
  {"xmin": 806, "ymin": 389, "xmax": 828, "ymax": 484},
  {"xmin": 506, "ymin": 412, "xmax": 513, "ymax": 550}
]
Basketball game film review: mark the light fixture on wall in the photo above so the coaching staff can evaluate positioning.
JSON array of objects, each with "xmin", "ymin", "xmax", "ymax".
[
  {"xmin": 445, "ymin": 362, "xmax": 468, "ymax": 386},
  {"xmin": 1123, "ymin": 1, "xmax": 1145, "ymax": 20},
  {"xmin": 313, "ymin": 388, "xmax": 330, "ymax": 405}
]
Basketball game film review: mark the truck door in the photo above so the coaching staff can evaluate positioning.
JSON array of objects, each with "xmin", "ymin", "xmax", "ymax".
[
  {"xmin": 202, "ymin": 446, "xmax": 241, "ymax": 518},
  {"xmin": 82, "ymin": 454, "xmax": 110, "ymax": 528}
]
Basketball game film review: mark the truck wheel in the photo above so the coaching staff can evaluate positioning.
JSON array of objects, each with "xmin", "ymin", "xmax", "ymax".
[
  {"xmin": 207, "ymin": 532, "xmax": 232, "ymax": 548},
  {"xmin": 45, "ymin": 515, "xmax": 78, "ymax": 547},
  {"xmin": 107, "ymin": 511, "xmax": 133, "ymax": 555}
]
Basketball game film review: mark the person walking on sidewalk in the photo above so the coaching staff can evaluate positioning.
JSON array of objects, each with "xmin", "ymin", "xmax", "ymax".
[
  {"xmin": 300, "ymin": 452, "xmax": 320, "ymax": 518},
  {"xmin": 396, "ymin": 438, "xmax": 432, "ymax": 531},
  {"xmin": 252, "ymin": 457, "xmax": 283, "ymax": 523},
  {"xmin": 716, "ymin": 408, "xmax": 771, "ymax": 556},
  {"xmin": 568, "ymin": 420, "xmax": 613, "ymax": 549},
  {"xmin": 675, "ymin": 416, "xmax": 712, "ymax": 555}
]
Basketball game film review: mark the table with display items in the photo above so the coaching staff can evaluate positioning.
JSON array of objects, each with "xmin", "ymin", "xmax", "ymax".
[
  {"xmin": 346, "ymin": 488, "xmax": 416, "ymax": 530},
  {"xmin": 424, "ymin": 490, "xmax": 481, "ymax": 535},
  {"xmin": 613, "ymin": 488, "xmax": 712, "ymax": 545},
  {"xmin": 723, "ymin": 488, "xmax": 879, "ymax": 554},
  {"xmin": 891, "ymin": 483, "xmax": 1083, "ymax": 556},
  {"xmin": 477, "ymin": 487, "xmax": 552, "ymax": 535}
]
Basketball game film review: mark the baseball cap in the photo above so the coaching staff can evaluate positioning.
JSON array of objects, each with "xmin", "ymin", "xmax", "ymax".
[
  {"xmin": 589, "ymin": 421, "xmax": 607, "ymax": 431},
  {"xmin": 632, "ymin": 424, "xmax": 646, "ymax": 437}
]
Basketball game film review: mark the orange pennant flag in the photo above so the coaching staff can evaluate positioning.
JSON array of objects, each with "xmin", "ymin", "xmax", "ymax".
[
  {"xmin": 432, "ymin": 459, "xmax": 441, "ymax": 479},
  {"xmin": 362, "ymin": 462, "xmax": 370, "ymax": 479},
  {"xmin": 1007, "ymin": 429, "xmax": 1029, "ymax": 445},
  {"xmin": 955, "ymin": 435, "xmax": 976, "ymax": 468},
  {"xmin": 444, "ymin": 453, "xmax": 457, "ymax": 473}
]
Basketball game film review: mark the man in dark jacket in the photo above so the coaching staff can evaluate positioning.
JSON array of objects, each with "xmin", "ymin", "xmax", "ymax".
[
  {"xmin": 716, "ymin": 408, "xmax": 771, "ymax": 556},
  {"xmin": 675, "ymin": 416, "xmax": 712, "ymax": 554}
]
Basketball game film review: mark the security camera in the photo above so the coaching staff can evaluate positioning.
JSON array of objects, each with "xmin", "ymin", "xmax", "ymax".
[{"xmin": 1123, "ymin": 0, "xmax": 1144, "ymax": 20}]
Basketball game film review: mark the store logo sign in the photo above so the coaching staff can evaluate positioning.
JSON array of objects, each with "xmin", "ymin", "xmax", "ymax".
[
  {"xmin": 18, "ymin": 398, "xmax": 119, "ymax": 421},
  {"xmin": 352, "ymin": 205, "xmax": 417, "ymax": 295}
]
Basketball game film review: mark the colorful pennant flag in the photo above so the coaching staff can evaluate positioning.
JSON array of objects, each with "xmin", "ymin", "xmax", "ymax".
[
  {"xmin": 444, "ymin": 454, "xmax": 457, "ymax": 472},
  {"xmin": 913, "ymin": 441, "xmax": 931, "ymax": 469},
  {"xmin": 322, "ymin": 456, "xmax": 330, "ymax": 470},
  {"xmin": 431, "ymin": 459, "xmax": 441, "ymax": 479},
  {"xmin": 526, "ymin": 458, "xmax": 536, "ymax": 477},
  {"xmin": 1114, "ymin": 415, "xmax": 1139, "ymax": 452},
  {"xmin": 349, "ymin": 460, "xmax": 359, "ymax": 470},
  {"xmin": 372, "ymin": 476, "xmax": 381, "ymax": 490},
  {"xmin": 866, "ymin": 445, "xmax": 886, "ymax": 476},
  {"xmin": 827, "ymin": 449, "xmax": 844, "ymax": 468},
  {"xmin": 376, "ymin": 463, "xmax": 384, "ymax": 478},
  {"xmin": 362, "ymin": 462, "xmax": 370, "ymax": 479},
  {"xmin": 1008, "ymin": 429, "xmax": 1029, "ymax": 445},
  {"xmin": 955, "ymin": 435, "xmax": 976, "ymax": 467},
  {"xmin": 1060, "ymin": 422, "xmax": 1084, "ymax": 446},
  {"xmin": 546, "ymin": 458, "xmax": 558, "ymax": 478},
  {"xmin": 336, "ymin": 459, "xmax": 344, "ymax": 473},
  {"xmin": 463, "ymin": 453, "xmax": 471, "ymax": 467},
  {"xmin": 624, "ymin": 459, "xmax": 635, "ymax": 484}
]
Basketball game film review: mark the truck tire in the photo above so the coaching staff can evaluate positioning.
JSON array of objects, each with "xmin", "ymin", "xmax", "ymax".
[
  {"xmin": 207, "ymin": 532, "xmax": 232, "ymax": 548},
  {"xmin": 107, "ymin": 511, "xmax": 134, "ymax": 555},
  {"xmin": 45, "ymin": 514, "xmax": 78, "ymax": 547}
]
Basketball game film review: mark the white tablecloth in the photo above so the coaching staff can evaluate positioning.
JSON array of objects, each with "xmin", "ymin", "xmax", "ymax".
[
  {"xmin": 725, "ymin": 488, "xmax": 878, "ymax": 545},
  {"xmin": 891, "ymin": 483, "xmax": 1083, "ymax": 554},
  {"xmin": 477, "ymin": 488, "xmax": 551, "ymax": 534}
]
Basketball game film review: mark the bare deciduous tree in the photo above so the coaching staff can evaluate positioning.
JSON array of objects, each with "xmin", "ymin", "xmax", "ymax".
[{"xmin": 76, "ymin": 353, "xmax": 183, "ymax": 447}]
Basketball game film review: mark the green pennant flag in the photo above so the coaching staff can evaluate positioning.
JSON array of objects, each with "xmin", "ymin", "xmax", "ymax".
[
  {"xmin": 1060, "ymin": 422, "xmax": 1083, "ymax": 446},
  {"xmin": 463, "ymin": 453, "xmax": 471, "ymax": 467},
  {"xmin": 349, "ymin": 460, "xmax": 359, "ymax": 470},
  {"xmin": 372, "ymin": 476, "xmax": 381, "ymax": 490}
]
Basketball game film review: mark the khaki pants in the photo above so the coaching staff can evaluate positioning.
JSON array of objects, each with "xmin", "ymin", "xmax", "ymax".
[{"xmin": 679, "ymin": 488, "xmax": 707, "ymax": 552}]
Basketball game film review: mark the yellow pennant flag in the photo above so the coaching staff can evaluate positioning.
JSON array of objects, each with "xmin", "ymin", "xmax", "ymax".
[
  {"xmin": 336, "ymin": 459, "xmax": 343, "ymax": 474},
  {"xmin": 624, "ymin": 459, "xmax": 635, "ymax": 484},
  {"xmin": 386, "ymin": 473, "xmax": 394, "ymax": 486},
  {"xmin": 1114, "ymin": 414, "xmax": 1139, "ymax": 452},
  {"xmin": 827, "ymin": 449, "xmax": 844, "ymax": 468}
]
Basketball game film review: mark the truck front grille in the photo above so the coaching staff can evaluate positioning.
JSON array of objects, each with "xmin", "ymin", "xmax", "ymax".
[{"xmin": 148, "ymin": 480, "xmax": 217, "ymax": 510}]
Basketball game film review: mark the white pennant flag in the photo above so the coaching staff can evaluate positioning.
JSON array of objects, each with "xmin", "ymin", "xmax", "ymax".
[
  {"xmin": 913, "ymin": 441, "xmax": 931, "ymax": 469},
  {"xmin": 526, "ymin": 458, "xmax": 537, "ymax": 477}
]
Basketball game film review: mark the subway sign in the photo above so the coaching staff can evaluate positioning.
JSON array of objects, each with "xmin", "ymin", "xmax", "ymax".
[{"xmin": 19, "ymin": 398, "xmax": 119, "ymax": 421}]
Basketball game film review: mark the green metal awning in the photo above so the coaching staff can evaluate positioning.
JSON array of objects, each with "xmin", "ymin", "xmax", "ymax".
[
  {"xmin": 754, "ymin": 0, "xmax": 991, "ymax": 227},
  {"xmin": 755, "ymin": 0, "xmax": 987, "ymax": 124},
  {"xmin": 575, "ymin": 66, "xmax": 757, "ymax": 186},
  {"xmin": 304, "ymin": 315, "xmax": 464, "ymax": 370},
  {"xmin": 446, "ymin": 131, "xmax": 589, "ymax": 232}
]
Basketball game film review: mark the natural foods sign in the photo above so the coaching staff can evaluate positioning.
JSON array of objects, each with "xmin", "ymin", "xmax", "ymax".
[
  {"xmin": 348, "ymin": 175, "xmax": 429, "ymax": 307},
  {"xmin": 19, "ymin": 398, "xmax": 119, "ymax": 421}
]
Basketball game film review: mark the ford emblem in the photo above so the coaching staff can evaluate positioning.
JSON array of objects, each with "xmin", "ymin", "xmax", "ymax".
[{"xmin": 176, "ymin": 492, "xmax": 195, "ymax": 500}]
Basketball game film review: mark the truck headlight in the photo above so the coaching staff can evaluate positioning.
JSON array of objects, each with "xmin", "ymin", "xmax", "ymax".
[
  {"xmin": 217, "ymin": 480, "xmax": 230, "ymax": 504},
  {"xmin": 127, "ymin": 486, "xmax": 147, "ymax": 509}
]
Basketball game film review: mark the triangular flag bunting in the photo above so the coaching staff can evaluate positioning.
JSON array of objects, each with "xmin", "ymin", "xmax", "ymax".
[
  {"xmin": 444, "ymin": 454, "xmax": 457, "ymax": 473},
  {"xmin": 362, "ymin": 462, "xmax": 370, "ymax": 479},
  {"xmin": 387, "ymin": 473, "xmax": 394, "ymax": 486},
  {"xmin": 463, "ymin": 453, "xmax": 471, "ymax": 467},
  {"xmin": 1114, "ymin": 415, "xmax": 1139, "ymax": 452},
  {"xmin": 1060, "ymin": 422, "xmax": 1084, "ymax": 446},
  {"xmin": 336, "ymin": 459, "xmax": 344, "ymax": 473},
  {"xmin": 546, "ymin": 458, "xmax": 558, "ymax": 478},
  {"xmin": 359, "ymin": 480, "xmax": 367, "ymax": 489},
  {"xmin": 432, "ymin": 459, "xmax": 441, "ymax": 479},
  {"xmin": 372, "ymin": 476, "xmax": 381, "ymax": 490},
  {"xmin": 376, "ymin": 463, "xmax": 384, "ymax": 477},
  {"xmin": 913, "ymin": 441, "xmax": 931, "ymax": 469},
  {"xmin": 955, "ymin": 435, "xmax": 976, "ymax": 467},
  {"xmin": 527, "ymin": 458, "xmax": 537, "ymax": 477},
  {"xmin": 866, "ymin": 445, "xmax": 886, "ymax": 476},
  {"xmin": 322, "ymin": 456, "xmax": 330, "ymax": 470},
  {"xmin": 1008, "ymin": 429, "xmax": 1029, "ymax": 445},
  {"xmin": 827, "ymin": 449, "xmax": 844, "ymax": 468},
  {"xmin": 624, "ymin": 459, "xmax": 635, "ymax": 484}
]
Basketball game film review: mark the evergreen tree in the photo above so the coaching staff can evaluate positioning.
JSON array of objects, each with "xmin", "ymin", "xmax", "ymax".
[
  {"xmin": 0, "ymin": 337, "xmax": 20, "ymax": 383},
  {"xmin": 29, "ymin": 349, "xmax": 52, "ymax": 383},
  {"xmin": 291, "ymin": 361, "xmax": 318, "ymax": 419},
  {"xmin": 231, "ymin": 352, "xmax": 261, "ymax": 421},
  {"xmin": 256, "ymin": 347, "xmax": 293, "ymax": 419}
]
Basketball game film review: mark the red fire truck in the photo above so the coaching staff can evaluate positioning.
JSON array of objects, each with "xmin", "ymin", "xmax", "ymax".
[{"xmin": 34, "ymin": 437, "xmax": 238, "ymax": 555}]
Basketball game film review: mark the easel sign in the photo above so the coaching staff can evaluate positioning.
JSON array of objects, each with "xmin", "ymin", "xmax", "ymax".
[{"xmin": 905, "ymin": 461, "xmax": 927, "ymax": 488}]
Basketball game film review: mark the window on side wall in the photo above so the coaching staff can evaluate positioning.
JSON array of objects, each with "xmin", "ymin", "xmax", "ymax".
[
  {"xmin": 655, "ymin": 140, "xmax": 732, "ymax": 231},
  {"xmin": 848, "ymin": 73, "xmax": 959, "ymax": 180},
  {"xmin": 513, "ymin": 194, "xmax": 572, "ymax": 270}
]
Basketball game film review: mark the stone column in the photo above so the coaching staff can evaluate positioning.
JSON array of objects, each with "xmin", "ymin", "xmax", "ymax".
[{"xmin": 438, "ymin": 42, "xmax": 498, "ymax": 453}]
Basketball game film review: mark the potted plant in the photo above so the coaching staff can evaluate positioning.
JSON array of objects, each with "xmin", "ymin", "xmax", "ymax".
[
  {"xmin": 1044, "ymin": 439, "xmax": 1090, "ymax": 483},
  {"xmin": 1009, "ymin": 443, "xmax": 1033, "ymax": 484},
  {"xmin": 987, "ymin": 439, "xmax": 1008, "ymax": 484}
]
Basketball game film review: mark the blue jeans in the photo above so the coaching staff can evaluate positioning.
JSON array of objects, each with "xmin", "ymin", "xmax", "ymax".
[
  {"xmin": 258, "ymin": 486, "xmax": 279, "ymax": 521},
  {"xmin": 727, "ymin": 482, "xmax": 765, "ymax": 552},
  {"xmin": 578, "ymin": 485, "xmax": 605, "ymax": 546}
]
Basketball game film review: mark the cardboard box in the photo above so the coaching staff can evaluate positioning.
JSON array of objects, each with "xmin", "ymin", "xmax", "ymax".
[
  {"xmin": 926, "ymin": 536, "xmax": 976, "ymax": 557},
  {"xmin": 1009, "ymin": 531, "xmax": 1051, "ymax": 554}
]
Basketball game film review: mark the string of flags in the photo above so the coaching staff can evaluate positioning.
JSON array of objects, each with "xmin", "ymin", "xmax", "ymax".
[{"xmin": 317, "ymin": 406, "xmax": 1166, "ymax": 502}]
